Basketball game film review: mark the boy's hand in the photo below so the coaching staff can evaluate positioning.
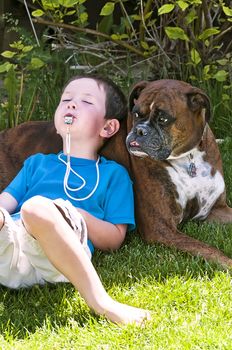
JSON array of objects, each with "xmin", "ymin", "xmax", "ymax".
[{"xmin": 77, "ymin": 208, "xmax": 127, "ymax": 251}]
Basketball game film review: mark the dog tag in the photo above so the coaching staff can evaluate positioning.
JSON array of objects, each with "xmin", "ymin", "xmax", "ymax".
[
  {"xmin": 188, "ymin": 162, "xmax": 197, "ymax": 177},
  {"xmin": 64, "ymin": 116, "xmax": 73, "ymax": 125}
]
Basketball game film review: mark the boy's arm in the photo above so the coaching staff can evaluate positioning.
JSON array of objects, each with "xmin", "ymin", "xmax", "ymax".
[
  {"xmin": 0, "ymin": 192, "xmax": 18, "ymax": 214},
  {"xmin": 77, "ymin": 208, "xmax": 126, "ymax": 251}
]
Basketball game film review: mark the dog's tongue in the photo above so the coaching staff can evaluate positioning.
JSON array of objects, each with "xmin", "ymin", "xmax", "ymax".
[{"xmin": 130, "ymin": 140, "xmax": 140, "ymax": 147}]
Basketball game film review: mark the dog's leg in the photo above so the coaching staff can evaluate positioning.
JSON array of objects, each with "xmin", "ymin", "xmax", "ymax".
[
  {"xmin": 205, "ymin": 191, "xmax": 232, "ymax": 223},
  {"xmin": 140, "ymin": 219, "xmax": 232, "ymax": 268},
  {"xmin": 206, "ymin": 205, "xmax": 232, "ymax": 223},
  {"xmin": 137, "ymin": 207, "xmax": 232, "ymax": 268},
  {"xmin": 158, "ymin": 228, "xmax": 232, "ymax": 268}
]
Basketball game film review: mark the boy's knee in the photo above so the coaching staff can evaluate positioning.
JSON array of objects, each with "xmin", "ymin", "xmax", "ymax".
[{"xmin": 21, "ymin": 196, "xmax": 54, "ymax": 227}]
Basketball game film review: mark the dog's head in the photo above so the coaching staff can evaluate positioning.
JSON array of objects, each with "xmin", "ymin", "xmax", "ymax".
[{"xmin": 126, "ymin": 79, "xmax": 211, "ymax": 160}]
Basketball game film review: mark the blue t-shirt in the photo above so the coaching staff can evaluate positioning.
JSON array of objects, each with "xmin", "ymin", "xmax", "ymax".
[{"xmin": 4, "ymin": 153, "xmax": 135, "ymax": 252}]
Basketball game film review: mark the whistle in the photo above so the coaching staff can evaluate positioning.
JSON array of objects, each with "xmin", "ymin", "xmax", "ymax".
[{"xmin": 64, "ymin": 115, "xmax": 73, "ymax": 125}]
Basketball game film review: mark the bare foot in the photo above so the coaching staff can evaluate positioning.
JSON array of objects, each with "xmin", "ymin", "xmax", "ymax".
[{"xmin": 99, "ymin": 298, "xmax": 151, "ymax": 325}]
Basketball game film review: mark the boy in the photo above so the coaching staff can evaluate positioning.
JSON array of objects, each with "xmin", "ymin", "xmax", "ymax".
[{"xmin": 0, "ymin": 75, "xmax": 150, "ymax": 325}]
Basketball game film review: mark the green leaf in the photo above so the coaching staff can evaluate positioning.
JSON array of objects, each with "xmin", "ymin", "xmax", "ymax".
[
  {"xmin": 144, "ymin": 11, "xmax": 153, "ymax": 20},
  {"xmin": 222, "ymin": 94, "xmax": 230, "ymax": 101},
  {"xmin": 0, "ymin": 62, "xmax": 14, "ymax": 73},
  {"xmin": 66, "ymin": 10, "xmax": 76, "ymax": 16},
  {"xmin": 190, "ymin": 48, "xmax": 201, "ymax": 65},
  {"xmin": 111, "ymin": 34, "xmax": 120, "ymax": 40},
  {"xmin": 164, "ymin": 27, "xmax": 189, "ymax": 41},
  {"xmin": 1, "ymin": 51, "xmax": 16, "ymax": 58},
  {"xmin": 41, "ymin": 0, "xmax": 59, "ymax": 10},
  {"xmin": 222, "ymin": 6, "xmax": 232, "ymax": 16},
  {"xmin": 32, "ymin": 9, "xmax": 45, "ymax": 17},
  {"xmin": 217, "ymin": 59, "xmax": 228, "ymax": 65},
  {"xmin": 158, "ymin": 4, "xmax": 175, "ymax": 15},
  {"xmin": 10, "ymin": 41, "xmax": 24, "ymax": 50},
  {"xmin": 111, "ymin": 33, "xmax": 128, "ymax": 40},
  {"xmin": 22, "ymin": 45, "xmax": 34, "ymax": 53},
  {"xmin": 28, "ymin": 58, "xmax": 45, "ymax": 70},
  {"xmin": 198, "ymin": 28, "xmax": 220, "ymax": 40},
  {"xmin": 79, "ymin": 12, "xmax": 88, "ymax": 24},
  {"xmin": 190, "ymin": 0, "xmax": 202, "ymax": 4},
  {"xmin": 100, "ymin": 2, "xmax": 115, "ymax": 16},
  {"xmin": 223, "ymin": 85, "xmax": 231, "ymax": 90},
  {"xmin": 185, "ymin": 9, "xmax": 197, "ymax": 25},
  {"xmin": 98, "ymin": 14, "xmax": 113, "ymax": 35},
  {"xmin": 131, "ymin": 14, "xmax": 141, "ymax": 20},
  {"xmin": 203, "ymin": 65, "xmax": 210, "ymax": 75},
  {"xmin": 58, "ymin": 0, "xmax": 79, "ymax": 7},
  {"xmin": 177, "ymin": 1, "xmax": 189, "ymax": 11},
  {"xmin": 213, "ymin": 70, "xmax": 228, "ymax": 82},
  {"xmin": 141, "ymin": 41, "xmax": 149, "ymax": 50}
]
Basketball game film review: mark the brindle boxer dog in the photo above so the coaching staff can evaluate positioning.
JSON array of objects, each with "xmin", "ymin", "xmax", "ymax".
[{"xmin": 0, "ymin": 79, "xmax": 232, "ymax": 267}]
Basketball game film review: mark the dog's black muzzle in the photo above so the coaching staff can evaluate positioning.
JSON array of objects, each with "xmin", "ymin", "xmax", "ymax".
[{"xmin": 126, "ymin": 122, "xmax": 172, "ymax": 160}]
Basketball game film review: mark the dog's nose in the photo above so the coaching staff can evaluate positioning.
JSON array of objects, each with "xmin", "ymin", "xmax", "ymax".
[{"xmin": 135, "ymin": 125, "xmax": 148, "ymax": 136}]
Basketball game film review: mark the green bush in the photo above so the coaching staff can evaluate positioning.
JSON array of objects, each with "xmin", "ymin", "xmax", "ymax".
[{"xmin": 0, "ymin": 0, "xmax": 231, "ymax": 136}]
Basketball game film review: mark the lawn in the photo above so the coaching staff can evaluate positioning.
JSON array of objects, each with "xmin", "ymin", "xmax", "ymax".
[{"xmin": 0, "ymin": 137, "xmax": 231, "ymax": 349}]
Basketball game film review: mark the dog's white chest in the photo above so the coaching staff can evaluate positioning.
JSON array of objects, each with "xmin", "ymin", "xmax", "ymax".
[{"xmin": 167, "ymin": 150, "xmax": 225, "ymax": 220}]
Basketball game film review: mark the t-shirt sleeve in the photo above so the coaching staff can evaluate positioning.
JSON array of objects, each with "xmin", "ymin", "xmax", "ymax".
[
  {"xmin": 3, "ymin": 156, "xmax": 33, "ymax": 204},
  {"xmin": 103, "ymin": 165, "xmax": 135, "ymax": 231}
]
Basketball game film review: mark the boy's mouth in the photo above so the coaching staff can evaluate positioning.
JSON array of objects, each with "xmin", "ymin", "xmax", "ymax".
[{"xmin": 64, "ymin": 114, "xmax": 75, "ymax": 125}]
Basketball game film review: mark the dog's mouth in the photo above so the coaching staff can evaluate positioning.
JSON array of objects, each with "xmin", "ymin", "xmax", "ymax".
[
  {"xmin": 127, "ymin": 139, "xmax": 148, "ymax": 157},
  {"xmin": 126, "ymin": 133, "xmax": 172, "ymax": 160}
]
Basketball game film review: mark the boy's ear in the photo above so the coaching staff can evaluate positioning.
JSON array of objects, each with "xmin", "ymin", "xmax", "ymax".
[{"xmin": 100, "ymin": 119, "xmax": 120, "ymax": 138}]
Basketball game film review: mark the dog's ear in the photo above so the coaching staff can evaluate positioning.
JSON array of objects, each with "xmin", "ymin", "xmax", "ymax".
[
  {"xmin": 187, "ymin": 88, "xmax": 211, "ymax": 122},
  {"xmin": 129, "ymin": 81, "xmax": 148, "ymax": 111}
]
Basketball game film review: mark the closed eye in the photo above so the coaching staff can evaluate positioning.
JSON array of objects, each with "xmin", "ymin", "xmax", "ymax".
[{"xmin": 82, "ymin": 100, "xmax": 93, "ymax": 105}]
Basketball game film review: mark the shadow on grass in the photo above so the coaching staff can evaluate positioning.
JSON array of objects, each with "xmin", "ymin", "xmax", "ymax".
[
  {"xmin": 0, "ymin": 219, "xmax": 231, "ymax": 340},
  {"xmin": 94, "ymin": 222, "xmax": 232, "ymax": 289},
  {"xmin": 0, "ymin": 282, "xmax": 95, "ymax": 339}
]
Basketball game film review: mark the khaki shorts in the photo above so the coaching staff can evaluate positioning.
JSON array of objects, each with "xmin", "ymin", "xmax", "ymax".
[{"xmin": 0, "ymin": 199, "xmax": 91, "ymax": 289}]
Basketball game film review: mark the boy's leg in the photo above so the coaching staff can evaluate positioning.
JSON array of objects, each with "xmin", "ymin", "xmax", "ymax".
[
  {"xmin": 21, "ymin": 196, "xmax": 151, "ymax": 325},
  {"xmin": 0, "ymin": 208, "xmax": 39, "ymax": 288}
]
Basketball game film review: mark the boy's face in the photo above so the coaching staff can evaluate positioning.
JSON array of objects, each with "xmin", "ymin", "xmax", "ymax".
[{"xmin": 54, "ymin": 78, "xmax": 107, "ymax": 141}]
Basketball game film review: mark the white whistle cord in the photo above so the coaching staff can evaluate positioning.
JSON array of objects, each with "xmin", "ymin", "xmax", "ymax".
[{"xmin": 58, "ymin": 128, "xmax": 100, "ymax": 201}]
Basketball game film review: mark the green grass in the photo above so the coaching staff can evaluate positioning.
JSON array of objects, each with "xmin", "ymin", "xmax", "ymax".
[
  {"xmin": 1, "ymin": 242, "xmax": 232, "ymax": 349},
  {"xmin": 0, "ymin": 139, "xmax": 232, "ymax": 349}
]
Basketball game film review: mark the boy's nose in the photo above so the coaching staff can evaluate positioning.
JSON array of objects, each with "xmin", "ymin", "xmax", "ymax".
[{"xmin": 67, "ymin": 101, "xmax": 77, "ymax": 109}]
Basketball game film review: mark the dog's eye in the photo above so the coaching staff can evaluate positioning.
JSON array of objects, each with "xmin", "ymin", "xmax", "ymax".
[
  {"xmin": 156, "ymin": 111, "xmax": 171, "ymax": 126},
  {"xmin": 132, "ymin": 105, "xmax": 141, "ymax": 119},
  {"xmin": 158, "ymin": 116, "xmax": 169, "ymax": 124},
  {"xmin": 134, "ymin": 112, "xmax": 139, "ymax": 118}
]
